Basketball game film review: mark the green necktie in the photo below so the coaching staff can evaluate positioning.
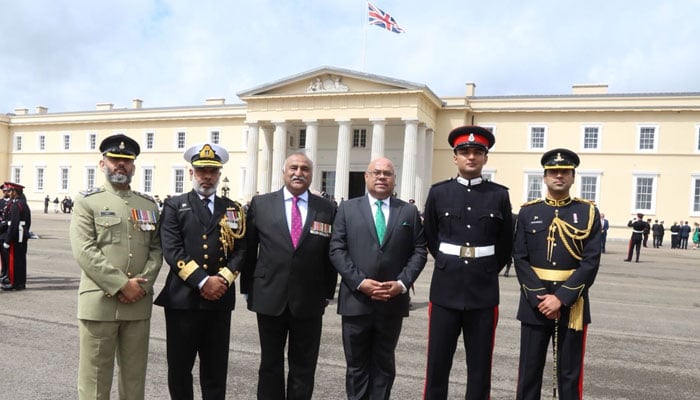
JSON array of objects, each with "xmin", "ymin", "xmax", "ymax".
[{"xmin": 375, "ymin": 200, "xmax": 386, "ymax": 245}]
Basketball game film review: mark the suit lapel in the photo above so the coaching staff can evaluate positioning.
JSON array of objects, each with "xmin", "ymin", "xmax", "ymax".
[
  {"xmin": 296, "ymin": 191, "xmax": 315, "ymax": 249},
  {"xmin": 360, "ymin": 195, "xmax": 381, "ymax": 245},
  {"xmin": 272, "ymin": 189, "xmax": 295, "ymax": 250},
  {"xmin": 381, "ymin": 199, "xmax": 402, "ymax": 246}
]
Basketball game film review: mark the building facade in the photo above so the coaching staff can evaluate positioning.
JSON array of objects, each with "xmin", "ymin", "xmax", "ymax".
[{"xmin": 3, "ymin": 66, "xmax": 700, "ymax": 239}]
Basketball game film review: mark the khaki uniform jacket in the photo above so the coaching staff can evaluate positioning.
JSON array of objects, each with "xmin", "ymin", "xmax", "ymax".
[{"xmin": 70, "ymin": 182, "xmax": 163, "ymax": 321}]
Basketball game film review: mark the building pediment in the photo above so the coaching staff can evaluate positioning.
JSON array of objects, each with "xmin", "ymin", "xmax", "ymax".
[{"xmin": 237, "ymin": 65, "xmax": 439, "ymax": 100}]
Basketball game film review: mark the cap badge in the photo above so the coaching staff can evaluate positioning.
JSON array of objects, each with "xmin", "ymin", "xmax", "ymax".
[
  {"xmin": 119, "ymin": 141, "xmax": 126, "ymax": 150},
  {"xmin": 554, "ymin": 152, "xmax": 564, "ymax": 162},
  {"xmin": 468, "ymin": 133, "xmax": 475, "ymax": 142},
  {"xmin": 199, "ymin": 144, "xmax": 215, "ymax": 160}
]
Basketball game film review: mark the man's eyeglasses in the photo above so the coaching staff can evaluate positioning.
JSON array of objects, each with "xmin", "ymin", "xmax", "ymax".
[{"xmin": 367, "ymin": 170, "xmax": 394, "ymax": 178}]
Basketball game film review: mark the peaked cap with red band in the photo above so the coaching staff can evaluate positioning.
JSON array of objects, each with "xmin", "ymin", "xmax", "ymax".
[{"xmin": 448, "ymin": 125, "xmax": 495, "ymax": 152}]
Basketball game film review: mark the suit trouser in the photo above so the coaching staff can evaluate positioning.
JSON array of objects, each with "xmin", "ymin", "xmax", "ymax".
[
  {"xmin": 423, "ymin": 303, "xmax": 498, "ymax": 400},
  {"xmin": 164, "ymin": 309, "xmax": 232, "ymax": 400},
  {"xmin": 0, "ymin": 242, "xmax": 7, "ymax": 278},
  {"xmin": 626, "ymin": 238, "xmax": 642, "ymax": 261},
  {"xmin": 341, "ymin": 313, "xmax": 403, "ymax": 400},
  {"xmin": 256, "ymin": 309, "xmax": 323, "ymax": 400},
  {"xmin": 78, "ymin": 319, "xmax": 150, "ymax": 400},
  {"xmin": 4, "ymin": 242, "xmax": 27, "ymax": 285},
  {"xmin": 516, "ymin": 321, "xmax": 588, "ymax": 400}
]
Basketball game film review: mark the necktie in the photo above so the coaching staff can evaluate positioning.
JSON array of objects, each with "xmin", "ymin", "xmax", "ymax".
[
  {"xmin": 202, "ymin": 197, "xmax": 212, "ymax": 215},
  {"xmin": 375, "ymin": 200, "xmax": 386, "ymax": 245},
  {"xmin": 291, "ymin": 196, "xmax": 302, "ymax": 248}
]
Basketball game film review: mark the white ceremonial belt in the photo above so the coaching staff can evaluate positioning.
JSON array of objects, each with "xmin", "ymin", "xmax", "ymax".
[
  {"xmin": 439, "ymin": 242, "xmax": 495, "ymax": 258},
  {"xmin": 633, "ymin": 230, "xmax": 644, "ymax": 233}
]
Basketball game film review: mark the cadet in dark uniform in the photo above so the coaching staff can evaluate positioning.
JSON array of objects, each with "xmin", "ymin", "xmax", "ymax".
[
  {"xmin": 0, "ymin": 184, "xmax": 10, "ymax": 283},
  {"xmin": 514, "ymin": 148, "xmax": 601, "ymax": 400},
  {"xmin": 422, "ymin": 126, "xmax": 513, "ymax": 400},
  {"xmin": 625, "ymin": 214, "xmax": 647, "ymax": 262},
  {"xmin": 70, "ymin": 135, "xmax": 163, "ymax": 399},
  {"xmin": 155, "ymin": 143, "xmax": 246, "ymax": 400},
  {"xmin": 1, "ymin": 182, "xmax": 32, "ymax": 291}
]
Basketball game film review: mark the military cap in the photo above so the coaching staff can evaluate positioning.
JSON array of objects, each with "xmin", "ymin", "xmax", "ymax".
[
  {"xmin": 540, "ymin": 148, "xmax": 580, "ymax": 170},
  {"xmin": 99, "ymin": 134, "xmax": 140, "ymax": 159},
  {"xmin": 2, "ymin": 182, "xmax": 25, "ymax": 190},
  {"xmin": 448, "ymin": 125, "xmax": 495, "ymax": 152},
  {"xmin": 183, "ymin": 143, "xmax": 229, "ymax": 168}
]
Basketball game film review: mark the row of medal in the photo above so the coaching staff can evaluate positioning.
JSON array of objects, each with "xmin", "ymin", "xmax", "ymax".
[{"xmin": 131, "ymin": 208, "xmax": 158, "ymax": 231}]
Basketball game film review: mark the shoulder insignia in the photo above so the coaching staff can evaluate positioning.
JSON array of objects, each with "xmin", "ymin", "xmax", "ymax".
[
  {"xmin": 521, "ymin": 198, "xmax": 544, "ymax": 207},
  {"xmin": 79, "ymin": 187, "xmax": 105, "ymax": 197},
  {"xmin": 573, "ymin": 197, "xmax": 596, "ymax": 206},
  {"xmin": 132, "ymin": 190, "xmax": 156, "ymax": 203}
]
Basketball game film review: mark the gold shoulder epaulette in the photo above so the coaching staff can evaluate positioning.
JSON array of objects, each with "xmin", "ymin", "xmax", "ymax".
[
  {"xmin": 80, "ymin": 187, "xmax": 105, "ymax": 197},
  {"xmin": 573, "ymin": 197, "xmax": 596, "ymax": 206},
  {"xmin": 132, "ymin": 191, "xmax": 156, "ymax": 203},
  {"xmin": 521, "ymin": 198, "xmax": 543, "ymax": 207}
]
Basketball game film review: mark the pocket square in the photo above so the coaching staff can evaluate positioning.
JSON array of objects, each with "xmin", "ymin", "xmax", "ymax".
[{"xmin": 401, "ymin": 221, "xmax": 410, "ymax": 226}]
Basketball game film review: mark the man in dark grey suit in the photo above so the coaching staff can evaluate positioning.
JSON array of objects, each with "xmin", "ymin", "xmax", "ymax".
[
  {"xmin": 330, "ymin": 157, "xmax": 427, "ymax": 400},
  {"xmin": 242, "ymin": 152, "xmax": 337, "ymax": 400}
]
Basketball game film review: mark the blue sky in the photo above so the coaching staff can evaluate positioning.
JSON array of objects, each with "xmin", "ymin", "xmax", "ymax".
[{"xmin": 2, "ymin": 0, "xmax": 700, "ymax": 113}]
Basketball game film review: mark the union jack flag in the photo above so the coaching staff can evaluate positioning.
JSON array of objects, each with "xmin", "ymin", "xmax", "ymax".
[{"xmin": 368, "ymin": 2, "xmax": 404, "ymax": 34}]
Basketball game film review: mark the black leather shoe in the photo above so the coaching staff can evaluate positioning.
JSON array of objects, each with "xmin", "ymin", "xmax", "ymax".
[
  {"xmin": 0, "ymin": 277, "xmax": 10, "ymax": 285},
  {"xmin": 623, "ymin": 259, "xmax": 631, "ymax": 262},
  {"xmin": 1, "ymin": 284, "xmax": 25, "ymax": 291}
]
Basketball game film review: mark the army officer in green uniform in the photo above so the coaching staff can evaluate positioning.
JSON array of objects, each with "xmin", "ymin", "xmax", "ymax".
[{"xmin": 70, "ymin": 134, "xmax": 163, "ymax": 400}]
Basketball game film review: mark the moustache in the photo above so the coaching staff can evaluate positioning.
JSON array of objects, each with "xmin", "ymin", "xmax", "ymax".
[{"xmin": 291, "ymin": 176, "xmax": 307, "ymax": 182}]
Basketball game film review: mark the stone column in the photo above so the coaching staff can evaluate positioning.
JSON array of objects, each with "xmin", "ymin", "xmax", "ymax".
[
  {"xmin": 259, "ymin": 126, "xmax": 272, "ymax": 194},
  {"xmin": 414, "ymin": 125, "xmax": 427, "ymax": 208},
  {"xmin": 370, "ymin": 118, "xmax": 386, "ymax": 161},
  {"xmin": 334, "ymin": 119, "xmax": 352, "ymax": 202},
  {"xmin": 304, "ymin": 120, "xmax": 320, "ymax": 192},
  {"xmin": 399, "ymin": 119, "xmax": 418, "ymax": 201},
  {"xmin": 423, "ymin": 128, "xmax": 435, "ymax": 204},
  {"xmin": 243, "ymin": 122, "xmax": 259, "ymax": 200},
  {"xmin": 270, "ymin": 121, "xmax": 287, "ymax": 191}
]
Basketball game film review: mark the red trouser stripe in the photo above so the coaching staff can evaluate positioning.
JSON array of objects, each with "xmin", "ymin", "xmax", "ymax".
[
  {"xmin": 422, "ymin": 301, "xmax": 433, "ymax": 400},
  {"xmin": 8, "ymin": 243, "xmax": 15, "ymax": 283},
  {"xmin": 578, "ymin": 324, "xmax": 588, "ymax": 399}
]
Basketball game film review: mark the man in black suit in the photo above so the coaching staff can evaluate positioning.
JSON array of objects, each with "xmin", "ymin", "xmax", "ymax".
[
  {"xmin": 242, "ymin": 152, "xmax": 337, "ymax": 400},
  {"xmin": 422, "ymin": 126, "xmax": 513, "ymax": 399},
  {"xmin": 330, "ymin": 157, "xmax": 427, "ymax": 400},
  {"xmin": 155, "ymin": 143, "xmax": 246, "ymax": 400}
]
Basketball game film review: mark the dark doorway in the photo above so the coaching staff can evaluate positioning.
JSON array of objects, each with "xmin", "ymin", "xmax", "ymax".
[{"xmin": 348, "ymin": 172, "xmax": 366, "ymax": 199}]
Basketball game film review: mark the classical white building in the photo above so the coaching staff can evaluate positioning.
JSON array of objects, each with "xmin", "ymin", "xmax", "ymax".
[{"xmin": 2, "ymin": 66, "xmax": 700, "ymax": 239}]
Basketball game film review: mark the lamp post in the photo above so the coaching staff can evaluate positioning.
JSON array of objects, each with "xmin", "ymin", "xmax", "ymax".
[{"xmin": 221, "ymin": 177, "xmax": 230, "ymax": 199}]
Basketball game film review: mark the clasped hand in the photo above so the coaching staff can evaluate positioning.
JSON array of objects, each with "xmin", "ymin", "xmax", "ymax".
[
  {"xmin": 118, "ymin": 278, "xmax": 148, "ymax": 304},
  {"xmin": 536, "ymin": 294, "xmax": 562, "ymax": 320},
  {"xmin": 200, "ymin": 276, "xmax": 228, "ymax": 301},
  {"xmin": 359, "ymin": 279, "xmax": 401, "ymax": 302}
]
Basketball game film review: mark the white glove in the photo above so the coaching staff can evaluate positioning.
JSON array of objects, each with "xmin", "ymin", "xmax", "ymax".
[{"xmin": 2, "ymin": 243, "xmax": 9, "ymax": 249}]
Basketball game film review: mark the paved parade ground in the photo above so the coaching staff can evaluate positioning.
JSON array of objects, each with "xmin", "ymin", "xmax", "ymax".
[{"xmin": 1, "ymin": 211, "xmax": 699, "ymax": 399}]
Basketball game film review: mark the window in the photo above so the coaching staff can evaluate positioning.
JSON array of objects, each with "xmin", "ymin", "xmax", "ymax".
[
  {"xmin": 63, "ymin": 134, "xmax": 71, "ymax": 151},
  {"xmin": 143, "ymin": 168, "xmax": 153, "ymax": 193},
  {"xmin": 528, "ymin": 126, "xmax": 546, "ymax": 150},
  {"xmin": 145, "ymin": 132, "xmax": 155, "ymax": 150},
  {"xmin": 210, "ymin": 130, "xmax": 220, "ymax": 145},
  {"xmin": 12, "ymin": 167, "xmax": 21, "ymax": 184},
  {"xmin": 695, "ymin": 126, "xmax": 700, "ymax": 152},
  {"xmin": 637, "ymin": 126, "xmax": 657, "ymax": 151},
  {"xmin": 353, "ymin": 129, "xmax": 367, "ymax": 148},
  {"xmin": 88, "ymin": 133, "xmax": 97, "ymax": 150},
  {"xmin": 14, "ymin": 135, "xmax": 22, "ymax": 151},
  {"xmin": 692, "ymin": 176, "xmax": 700, "ymax": 214},
  {"xmin": 525, "ymin": 174, "xmax": 543, "ymax": 201},
  {"xmin": 36, "ymin": 167, "xmax": 45, "ymax": 191},
  {"xmin": 38, "ymin": 135, "xmax": 46, "ymax": 151},
  {"xmin": 633, "ymin": 175, "xmax": 656, "ymax": 212},
  {"xmin": 174, "ymin": 168, "xmax": 185, "ymax": 194},
  {"xmin": 321, "ymin": 171, "xmax": 336, "ymax": 198},
  {"xmin": 176, "ymin": 131, "xmax": 186, "ymax": 149},
  {"xmin": 299, "ymin": 129, "xmax": 306, "ymax": 149},
  {"xmin": 60, "ymin": 168, "xmax": 70, "ymax": 191},
  {"xmin": 578, "ymin": 175, "xmax": 599, "ymax": 203},
  {"xmin": 288, "ymin": 134, "xmax": 296, "ymax": 148},
  {"xmin": 582, "ymin": 126, "xmax": 600, "ymax": 150},
  {"xmin": 86, "ymin": 167, "xmax": 96, "ymax": 190}
]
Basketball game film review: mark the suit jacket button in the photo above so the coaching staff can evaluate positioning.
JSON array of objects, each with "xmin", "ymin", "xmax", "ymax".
[
  {"xmin": 203, "ymin": 254, "xmax": 209, "ymax": 260},
  {"xmin": 203, "ymin": 264, "xmax": 208, "ymax": 270},
  {"xmin": 202, "ymin": 234, "xmax": 208, "ymax": 240},
  {"xmin": 203, "ymin": 244, "xmax": 208, "ymax": 249}
]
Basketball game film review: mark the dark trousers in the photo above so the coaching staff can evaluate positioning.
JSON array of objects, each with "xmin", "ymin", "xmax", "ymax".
[
  {"xmin": 626, "ymin": 238, "xmax": 642, "ymax": 261},
  {"xmin": 163, "ymin": 309, "xmax": 232, "ymax": 400},
  {"xmin": 680, "ymin": 236, "xmax": 689, "ymax": 249},
  {"xmin": 4, "ymin": 242, "xmax": 27, "ymax": 286},
  {"xmin": 341, "ymin": 313, "xmax": 403, "ymax": 400},
  {"xmin": 256, "ymin": 309, "xmax": 323, "ymax": 400},
  {"xmin": 652, "ymin": 234, "xmax": 659, "ymax": 248},
  {"xmin": 0, "ymin": 243, "xmax": 7, "ymax": 278},
  {"xmin": 671, "ymin": 234, "xmax": 679, "ymax": 249},
  {"xmin": 516, "ymin": 322, "xmax": 587, "ymax": 400},
  {"xmin": 424, "ymin": 303, "xmax": 498, "ymax": 400}
]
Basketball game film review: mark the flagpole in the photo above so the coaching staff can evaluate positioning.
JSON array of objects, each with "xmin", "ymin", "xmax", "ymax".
[{"xmin": 361, "ymin": 1, "xmax": 368, "ymax": 71}]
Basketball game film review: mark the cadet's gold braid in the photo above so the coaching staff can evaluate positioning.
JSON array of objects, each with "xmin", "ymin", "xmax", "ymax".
[
  {"xmin": 547, "ymin": 203, "xmax": 595, "ymax": 262},
  {"xmin": 219, "ymin": 206, "xmax": 246, "ymax": 259}
]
